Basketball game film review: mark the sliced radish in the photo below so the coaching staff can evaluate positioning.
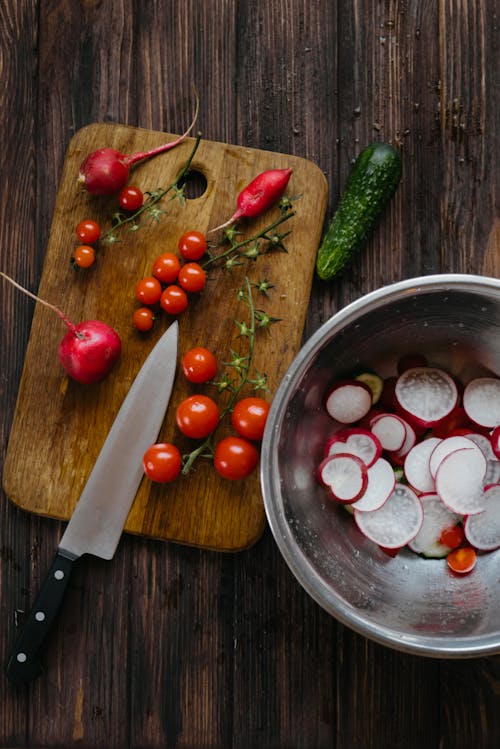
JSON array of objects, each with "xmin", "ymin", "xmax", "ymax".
[
  {"xmin": 318, "ymin": 453, "xmax": 368, "ymax": 504},
  {"xmin": 351, "ymin": 458, "xmax": 396, "ymax": 512},
  {"xmin": 492, "ymin": 426, "xmax": 500, "ymax": 460},
  {"xmin": 325, "ymin": 380, "xmax": 373, "ymax": 424},
  {"xmin": 464, "ymin": 484, "xmax": 500, "ymax": 551},
  {"xmin": 354, "ymin": 484, "xmax": 423, "ymax": 549},
  {"xmin": 369, "ymin": 413, "xmax": 407, "ymax": 452},
  {"xmin": 464, "ymin": 432, "xmax": 496, "ymax": 461},
  {"xmin": 395, "ymin": 366, "xmax": 458, "ymax": 427},
  {"xmin": 408, "ymin": 493, "xmax": 461, "ymax": 558},
  {"xmin": 429, "ymin": 435, "xmax": 483, "ymax": 479},
  {"xmin": 463, "ymin": 377, "xmax": 500, "ymax": 429},
  {"xmin": 324, "ymin": 428, "xmax": 382, "ymax": 467},
  {"xmin": 485, "ymin": 460, "xmax": 500, "ymax": 486},
  {"xmin": 390, "ymin": 420, "xmax": 416, "ymax": 459},
  {"xmin": 404, "ymin": 437, "xmax": 442, "ymax": 493},
  {"xmin": 435, "ymin": 446, "xmax": 487, "ymax": 515}
]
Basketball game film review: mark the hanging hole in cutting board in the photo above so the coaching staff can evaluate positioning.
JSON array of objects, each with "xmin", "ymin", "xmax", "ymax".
[{"xmin": 178, "ymin": 169, "xmax": 207, "ymax": 199}]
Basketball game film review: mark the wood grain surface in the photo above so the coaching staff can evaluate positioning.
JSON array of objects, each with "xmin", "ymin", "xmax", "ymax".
[
  {"xmin": 0, "ymin": 1, "xmax": 498, "ymax": 748},
  {"xmin": 2, "ymin": 123, "xmax": 327, "ymax": 551}
]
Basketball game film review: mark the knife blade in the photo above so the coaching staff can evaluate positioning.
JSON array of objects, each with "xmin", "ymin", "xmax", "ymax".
[{"xmin": 6, "ymin": 321, "xmax": 179, "ymax": 685}]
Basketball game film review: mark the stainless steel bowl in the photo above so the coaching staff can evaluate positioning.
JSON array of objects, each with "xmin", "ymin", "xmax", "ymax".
[{"xmin": 261, "ymin": 274, "xmax": 500, "ymax": 658}]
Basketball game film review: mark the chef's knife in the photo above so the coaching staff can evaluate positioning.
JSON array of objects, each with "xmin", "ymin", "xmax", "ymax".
[{"xmin": 6, "ymin": 321, "xmax": 179, "ymax": 685}]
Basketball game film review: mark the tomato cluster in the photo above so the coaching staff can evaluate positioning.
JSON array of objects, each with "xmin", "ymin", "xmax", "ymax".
[
  {"xmin": 72, "ymin": 219, "xmax": 102, "ymax": 269},
  {"xmin": 133, "ymin": 231, "xmax": 208, "ymax": 330},
  {"xmin": 142, "ymin": 344, "xmax": 271, "ymax": 483}
]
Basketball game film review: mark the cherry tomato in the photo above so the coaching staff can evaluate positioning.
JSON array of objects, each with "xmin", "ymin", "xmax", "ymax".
[
  {"xmin": 133, "ymin": 307, "xmax": 155, "ymax": 332},
  {"xmin": 160, "ymin": 285, "xmax": 188, "ymax": 315},
  {"xmin": 214, "ymin": 436, "xmax": 259, "ymax": 480},
  {"xmin": 178, "ymin": 262, "xmax": 206, "ymax": 293},
  {"xmin": 152, "ymin": 252, "xmax": 181, "ymax": 284},
  {"xmin": 182, "ymin": 347, "xmax": 217, "ymax": 383},
  {"xmin": 119, "ymin": 185, "xmax": 144, "ymax": 212},
  {"xmin": 76, "ymin": 219, "xmax": 101, "ymax": 244},
  {"xmin": 178, "ymin": 230, "xmax": 207, "ymax": 261},
  {"xmin": 447, "ymin": 546, "xmax": 477, "ymax": 575},
  {"xmin": 439, "ymin": 524, "xmax": 464, "ymax": 550},
  {"xmin": 231, "ymin": 397, "xmax": 270, "ymax": 441},
  {"xmin": 142, "ymin": 443, "xmax": 182, "ymax": 483},
  {"xmin": 135, "ymin": 276, "xmax": 162, "ymax": 305},
  {"xmin": 176, "ymin": 395, "xmax": 220, "ymax": 439},
  {"xmin": 72, "ymin": 245, "xmax": 96, "ymax": 269}
]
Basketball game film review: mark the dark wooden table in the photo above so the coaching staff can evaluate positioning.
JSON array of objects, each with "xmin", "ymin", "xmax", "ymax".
[{"xmin": 1, "ymin": 2, "xmax": 498, "ymax": 747}]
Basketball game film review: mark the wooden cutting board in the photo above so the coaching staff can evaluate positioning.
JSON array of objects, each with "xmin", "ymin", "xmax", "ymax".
[{"xmin": 2, "ymin": 123, "xmax": 327, "ymax": 551}]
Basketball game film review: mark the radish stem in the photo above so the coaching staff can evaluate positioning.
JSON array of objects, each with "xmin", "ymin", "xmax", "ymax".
[{"xmin": 0, "ymin": 271, "xmax": 77, "ymax": 334}]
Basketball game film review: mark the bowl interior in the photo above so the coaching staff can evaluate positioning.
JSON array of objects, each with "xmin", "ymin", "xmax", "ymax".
[{"xmin": 263, "ymin": 277, "xmax": 500, "ymax": 656}]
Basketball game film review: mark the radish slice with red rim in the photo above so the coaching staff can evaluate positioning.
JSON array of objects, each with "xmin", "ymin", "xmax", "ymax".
[
  {"xmin": 369, "ymin": 413, "xmax": 407, "ymax": 452},
  {"xmin": 492, "ymin": 426, "xmax": 500, "ymax": 460},
  {"xmin": 485, "ymin": 459, "xmax": 500, "ymax": 486},
  {"xmin": 408, "ymin": 493, "xmax": 461, "ymax": 558},
  {"xmin": 429, "ymin": 435, "xmax": 483, "ymax": 479},
  {"xmin": 395, "ymin": 366, "xmax": 458, "ymax": 427},
  {"xmin": 390, "ymin": 420, "xmax": 416, "ymax": 459},
  {"xmin": 325, "ymin": 428, "xmax": 382, "ymax": 467},
  {"xmin": 435, "ymin": 446, "xmax": 487, "ymax": 515},
  {"xmin": 354, "ymin": 484, "xmax": 423, "ymax": 549},
  {"xmin": 464, "ymin": 484, "xmax": 500, "ymax": 550},
  {"xmin": 404, "ymin": 437, "xmax": 442, "ymax": 493},
  {"xmin": 463, "ymin": 377, "xmax": 500, "ymax": 429},
  {"xmin": 464, "ymin": 432, "xmax": 496, "ymax": 461},
  {"xmin": 351, "ymin": 458, "xmax": 396, "ymax": 512},
  {"xmin": 325, "ymin": 379, "xmax": 373, "ymax": 424},
  {"xmin": 318, "ymin": 453, "xmax": 368, "ymax": 504}
]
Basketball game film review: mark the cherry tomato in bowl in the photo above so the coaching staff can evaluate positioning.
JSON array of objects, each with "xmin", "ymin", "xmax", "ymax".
[
  {"xmin": 231, "ymin": 397, "xmax": 270, "ymax": 441},
  {"xmin": 181, "ymin": 347, "xmax": 217, "ymax": 383},
  {"xmin": 176, "ymin": 395, "xmax": 220, "ymax": 438},
  {"xmin": 214, "ymin": 436, "xmax": 259, "ymax": 480},
  {"xmin": 142, "ymin": 442, "xmax": 182, "ymax": 483}
]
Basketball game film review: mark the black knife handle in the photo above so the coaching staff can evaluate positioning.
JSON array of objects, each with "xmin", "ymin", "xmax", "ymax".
[{"xmin": 6, "ymin": 551, "xmax": 76, "ymax": 685}]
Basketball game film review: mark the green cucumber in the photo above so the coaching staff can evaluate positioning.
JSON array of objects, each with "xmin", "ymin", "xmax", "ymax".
[{"xmin": 316, "ymin": 142, "xmax": 402, "ymax": 280}]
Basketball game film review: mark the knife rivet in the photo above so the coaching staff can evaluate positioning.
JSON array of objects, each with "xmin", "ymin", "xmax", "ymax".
[
  {"xmin": 16, "ymin": 652, "xmax": 27, "ymax": 663},
  {"xmin": 54, "ymin": 569, "xmax": 65, "ymax": 580},
  {"xmin": 35, "ymin": 611, "xmax": 46, "ymax": 622}
]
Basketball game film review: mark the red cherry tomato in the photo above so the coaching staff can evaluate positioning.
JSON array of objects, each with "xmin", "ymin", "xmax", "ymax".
[
  {"xmin": 72, "ymin": 245, "xmax": 96, "ymax": 269},
  {"xmin": 178, "ymin": 230, "xmax": 207, "ymax": 261},
  {"xmin": 76, "ymin": 219, "xmax": 101, "ymax": 244},
  {"xmin": 175, "ymin": 395, "xmax": 220, "ymax": 439},
  {"xmin": 439, "ymin": 524, "xmax": 464, "ymax": 550},
  {"xmin": 447, "ymin": 546, "xmax": 477, "ymax": 575},
  {"xmin": 178, "ymin": 262, "xmax": 206, "ymax": 293},
  {"xmin": 214, "ymin": 436, "xmax": 259, "ymax": 480},
  {"xmin": 119, "ymin": 185, "xmax": 144, "ymax": 212},
  {"xmin": 142, "ymin": 443, "xmax": 182, "ymax": 483},
  {"xmin": 133, "ymin": 307, "xmax": 155, "ymax": 332},
  {"xmin": 160, "ymin": 285, "xmax": 188, "ymax": 315},
  {"xmin": 152, "ymin": 252, "xmax": 182, "ymax": 284},
  {"xmin": 231, "ymin": 397, "xmax": 270, "ymax": 441},
  {"xmin": 181, "ymin": 347, "xmax": 217, "ymax": 383},
  {"xmin": 135, "ymin": 276, "xmax": 162, "ymax": 305}
]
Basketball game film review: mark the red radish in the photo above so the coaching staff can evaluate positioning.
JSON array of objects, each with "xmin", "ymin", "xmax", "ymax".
[
  {"xmin": 404, "ymin": 437, "xmax": 442, "ymax": 494},
  {"xmin": 325, "ymin": 379, "xmax": 372, "ymax": 424},
  {"xmin": 318, "ymin": 453, "xmax": 368, "ymax": 503},
  {"xmin": 408, "ymin": 493, "xmax": 461, "ymax": 558},
  {"xmin": 464, "ymin": 483, "xmax": 500, "ymax": 550},
  {"xmin": 428, "ymin": 435, "xmax": 484, "ymax": 479},
  {"xmin": 463, "ymin": 377, "xmax": 500, "ymax": 429},
  {"xmin": 369, "ymin": 412, "xmax": 408, "ymax": 452},
  {"xmin": 389, "ymin": 420, "xmax": 416, "ymax": 460},
  {"xmin": 434, "ymin": 446, "xmax": 487, "ymax": 515},
  {"xmin": 354, "ymin": 484, "xmax": 423, "ymax": 549},
  {"xmin": 350, "ymin": 457, "xmax": 395, "ymax": 512},
  {"xmin": 208, "ymin": 168, "xmax": 292, "ymax": 232},
  {"xmin": 324, "ymin": 428, "xmax": 382, "ymax": 467},
  {"xmin": 492, "ymin": 426, "xmax": 500, "ymax": 460},
  {"xmin": 395, "ymin": 366, "xmax": 458, "ymax": 427},
  {"xmin": 78, "ymin": 98, "xmax": 199, "ymax": 195},
  {"xmin": 1, "ymin": 272, "xmax": 121, "ymax": 384}
]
